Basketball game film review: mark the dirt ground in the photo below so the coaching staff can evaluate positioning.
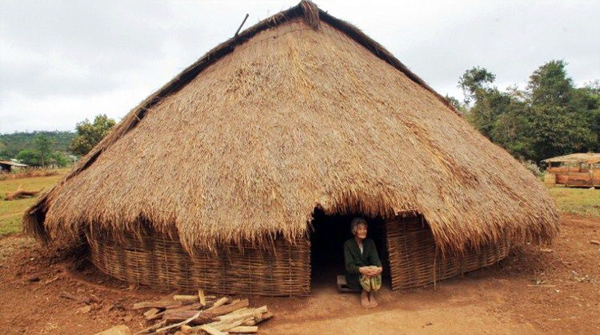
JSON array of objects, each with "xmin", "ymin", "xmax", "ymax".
[{"xmin": 1, "ymin": 214, "xmax": 598, "ymax": 335}]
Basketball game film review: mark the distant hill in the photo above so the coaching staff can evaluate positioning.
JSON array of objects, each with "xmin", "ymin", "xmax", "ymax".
[{"xmin": 0, "ymin": 131, "xmax": 75, "ymax": 159}]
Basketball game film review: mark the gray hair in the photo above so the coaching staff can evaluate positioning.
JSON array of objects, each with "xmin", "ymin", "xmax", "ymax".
[{"xmin": 350, "ymin": 217, "xmax": 368, "ymax": 234}]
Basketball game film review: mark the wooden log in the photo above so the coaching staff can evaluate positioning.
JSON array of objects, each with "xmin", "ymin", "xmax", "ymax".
[
  {"xmin": 143, "ymin": 308, "xmax": 160, "ymax": 319},
  {"xmin": 173, "ymin": 295, "xmax": 199, "ymax": 303},
  {"xmin": 198, "ymin": 290, "xmax": 206, "ymax": 307},
  {"xmin": 256, "ymin": 311, "xmax": 274, "ymax": 323},
  {"xmin": 230, "ymin": 326, "xmax": 258, "ymax": 333},
  {"xmin": 199, "ymin": 325, "xmax": 227, "ymax": 335},
  {"xmin": 133, "ymin": 300, "xmax": 182, "ymax": 310},
  {"xmin": 206, "ymin": 299, "xmax": 249, "ymax": 316},
  {"xmin": 157, "ymin": 310, "xmax": 203, "ymax": 334},
  {"xmin": 133, "ymin": 320, "xmax": 166, "ymax": 335},
  {"xmin": 208, "ymin": 297, "xmax": 229, "ymax": 310},
  {"xmin": 241, "ymin": 319, "xmax": 256, "ymax": 326},
  {"xmin": 163, "ymin": 310, "xmax": 216, "ymax": 325},
  {"xmin": 5, "ymin": 187, "xmax": 43, "ymax": 201},
  {"xmin": 167, "ymin": 302, "xmax": 203, "ymax": 312},
  {"xmin": 146, "ymin": 311, "xmax": 164, "ymax": 321},
  {"xmin": 217, "ymin": 310, "xmax": 255, "ymax": 322},
  {"xmin": 180, "ymin": 324, "xmax": 193, "ymax": 334},
  {"xmin": 165, "ymin": 300, "xmax": 248, "ymax": 325}
]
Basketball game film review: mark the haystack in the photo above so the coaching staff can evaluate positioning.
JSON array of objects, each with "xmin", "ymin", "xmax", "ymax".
[{"xmin": 24, "ymin": 1, "xmax": 559, "ymax": 295}]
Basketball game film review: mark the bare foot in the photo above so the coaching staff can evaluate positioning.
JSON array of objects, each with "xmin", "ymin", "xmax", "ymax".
[
  {"xmin": 361, "ymin": 291, "xmax": 370, "ymax": 309},
  {"xmin": 369, "ymin": 292, "xmax": 378, "ymax": 308}
]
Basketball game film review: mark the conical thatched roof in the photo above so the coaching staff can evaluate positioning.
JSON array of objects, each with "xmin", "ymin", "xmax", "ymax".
[{"xmin": 24, "ymin": 1, "xmax": 558, "ymax": 253}]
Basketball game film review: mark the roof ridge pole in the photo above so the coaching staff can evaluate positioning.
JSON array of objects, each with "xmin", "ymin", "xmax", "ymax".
[{"xmin": 234, "ymin": 13, "xmax": 250, "ymax": 37}]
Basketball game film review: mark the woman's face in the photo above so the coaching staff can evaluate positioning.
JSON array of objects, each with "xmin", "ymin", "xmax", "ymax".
[{"xmin": 354, "ymin": 224, "xmax": 367, "ymax": 240}]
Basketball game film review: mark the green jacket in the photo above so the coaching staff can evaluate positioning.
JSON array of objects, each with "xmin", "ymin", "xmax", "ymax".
[{"xmin": 344, "ymin": 238, "xmax": 382, "ymax": 289}]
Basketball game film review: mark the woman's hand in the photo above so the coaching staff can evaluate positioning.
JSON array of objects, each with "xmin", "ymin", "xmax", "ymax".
[
  {"xmin": 360, "ymin": 266, "xmax": 382, "ymax": 277},
  {"xmin": 367, "ymin": 267, "xmax": 382, "ymax": 276}
]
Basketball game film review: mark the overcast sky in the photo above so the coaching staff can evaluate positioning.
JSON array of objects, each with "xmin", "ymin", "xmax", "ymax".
[{"xmin": 1, "ymin": 0, "xmax": 599, "ymax": 133}]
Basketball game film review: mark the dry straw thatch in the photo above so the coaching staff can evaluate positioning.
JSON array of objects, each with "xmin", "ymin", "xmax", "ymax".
[
  {"xmin": 543, "ymin": 153, "xmax": 600, "ymax": 164},
  {"xmin": 24, "ymin": 1, "xmax": 558, "ymax": 254}
]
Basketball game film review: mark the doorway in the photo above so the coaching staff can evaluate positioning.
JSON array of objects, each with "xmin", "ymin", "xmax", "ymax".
[{"xmin": 309, "ymin": 207, "xmax": 389, "ymax": 292}]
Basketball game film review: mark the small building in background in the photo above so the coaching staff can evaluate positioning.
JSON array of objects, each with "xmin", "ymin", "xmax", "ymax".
[
  {"xmin": 0, "ymin": 160, "xmax": 29, "ymax": 173},
  {"xmin": 543, "ymin": 153, "xmax": 600, "ymax": 188}
]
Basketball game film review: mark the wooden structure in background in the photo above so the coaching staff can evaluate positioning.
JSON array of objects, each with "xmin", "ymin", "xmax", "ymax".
[
  {"xmin": 0, "ymin": 160, "xmax": 28, "ymax": 173},
  {"xmin": 543, "ymin": 153, "xmax": 600, "ymax": 188}
]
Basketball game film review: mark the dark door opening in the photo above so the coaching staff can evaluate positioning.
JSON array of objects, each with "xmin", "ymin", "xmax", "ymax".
[{"xmin": 309, "ymin": 207, "xmax": 389, "ymax": 292}]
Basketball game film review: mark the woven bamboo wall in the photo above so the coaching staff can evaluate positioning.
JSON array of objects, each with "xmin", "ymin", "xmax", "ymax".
[
  {"xmin": 87, "ymin": 230, "xmax": 311, "ymax": 296},
  {"xmin": 386, "ymin": 216, "xmax": 510, "ymax": 290}
]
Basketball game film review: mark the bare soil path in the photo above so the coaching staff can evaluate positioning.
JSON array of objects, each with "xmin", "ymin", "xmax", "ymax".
[{"xmin": 1, "ymin": 214, "xmax": 598, "ymax": 334}]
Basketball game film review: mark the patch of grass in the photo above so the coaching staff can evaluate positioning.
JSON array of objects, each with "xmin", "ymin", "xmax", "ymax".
[
  {"xmin": 548, "ymin": 186, "xmax": 600, "ymax": 218},
  {"xmin": 0, "ymin": 171, "xmax": 66, "ymax": 236}
]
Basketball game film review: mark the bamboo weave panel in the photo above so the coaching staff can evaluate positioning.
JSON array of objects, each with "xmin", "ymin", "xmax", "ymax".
[
  {"xmin": 386, "ymin": 217, "xmax": 510, "ymax": 290},
  {"xmin": 87, "ymin": 231, "xmax": 311, "ymax": 296}
]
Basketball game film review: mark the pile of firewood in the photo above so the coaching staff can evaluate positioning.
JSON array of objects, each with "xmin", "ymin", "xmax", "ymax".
[{"xmin": 133, "ymin": 290, "xmax": 272, "ymax": 334}]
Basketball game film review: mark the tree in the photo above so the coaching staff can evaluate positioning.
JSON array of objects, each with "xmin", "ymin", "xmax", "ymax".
[
  {"xmin": 445, "ymin": 95, "xmax": 465, "ymax": 113},
  {"xmin": 34, "ymin": 134, "xmax": 53, "ymax": 167},
  {"xmin": 69, "ymin": 114, "xmax": 116, "ymax": 156},
  {"xmin": 522, "ymin": 61, "xmax": 598, "ymax": 161},
  {"xmin": 16, "ymin": 149, "xmax": 41, "ymax": 166},
  {"xmin": 458, "ymin": 67, "xmax": 517, "ymax": 141},
  {"xmin": 452, "ymin": 60, "xmax": 599, "ymax": 163},
  {"xmin": 458, "ymin": 67, "xmax": 496, "ymax": 106},
  {"xmin": 527, "ymin": 60, "xmax": 573, "ymax": 106},
  {"xmin": 50, "ymin": 151, "xmax": 70, "ymax": 167},
  {"xmin": 0, "ymin": 141, "xmax": 9, "ymax": 160}
]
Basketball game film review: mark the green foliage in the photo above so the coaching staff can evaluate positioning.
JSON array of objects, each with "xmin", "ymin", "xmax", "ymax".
[
  {"xmin": 528, "ymin": 60, "xmax": 573, "ymax": 106},
  {"xmin": 13, "ymin": 135, "xmax": 70, "ymax": 167},
  {"xmin": 445, "ymin": 95, "xmax": 465, "ymax": 112},
  {"xmin": 0, "ymin": 131, "xmax": 75, "ymax": 160},
  {"xmin": 454, "ymin": 60, "xmax": 600, "ymax": 163},
  {"xmin": 50, "ymin": 151, "xmax": 70, "ymax": 167},
  {"xmin": 15, "ymin": 149, "xmax": 41, "ymax": 166},
  {"xmin": 69, "ymin": 114, "xmax": 116, "ymax": 156},
  {"xmin": 34, "ymin": 135, "xmax": 53, "ymax": 167},
  {"xmin": 458, "ymin": 66, "xmax": 496, "ymax": 105}
]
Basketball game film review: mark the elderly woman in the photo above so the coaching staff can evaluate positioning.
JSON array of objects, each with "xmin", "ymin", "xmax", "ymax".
[{"xmin": 344, "ymin": 218, "xmax": 383, "ymax": 308}]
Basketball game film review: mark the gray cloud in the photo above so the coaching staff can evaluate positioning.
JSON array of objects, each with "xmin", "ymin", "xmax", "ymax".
[{"xmin": 1, "ymin": 0, "xmax": 599, "ymax": 133}]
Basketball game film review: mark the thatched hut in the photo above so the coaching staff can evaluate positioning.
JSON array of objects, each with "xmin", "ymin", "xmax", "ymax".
[{"xmin": 24, "ymin": 1, "xmax": 559, "ymax": 295}]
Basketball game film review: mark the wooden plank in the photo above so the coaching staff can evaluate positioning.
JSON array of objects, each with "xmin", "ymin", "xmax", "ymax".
[
  {"xmin": 133, "ymin": 300, "xmax": 182, "ymax": 310},
  {"xmin": 173, "ymin": 295, "xmax": 199, "ymax": 303},
  {"xmin": 157, "ymin": 310, "xmax": 203, "ymax": 333},
  {"xmin": 207, "ymin": 297, "xmax": 229, "ymax": 310},
  {"xmin": 230, "ymin": 326, "xmax": 258, "ymax": 333},
  {"xmin": 199, "ymin": 325, "xmax": 227, "ymax": 335},
  {"xmin": 198, "ymin": 290, "xmax": 206, "ymax": 307}
]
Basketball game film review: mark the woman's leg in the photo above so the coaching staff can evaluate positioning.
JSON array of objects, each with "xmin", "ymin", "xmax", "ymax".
[
  {"xmin": 368, "ymin": 275, "xmax": 382, "ymax": 308},
  {"xmin": 361, "ymin": 289, "xmax": 370, "ymax": 308}
]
